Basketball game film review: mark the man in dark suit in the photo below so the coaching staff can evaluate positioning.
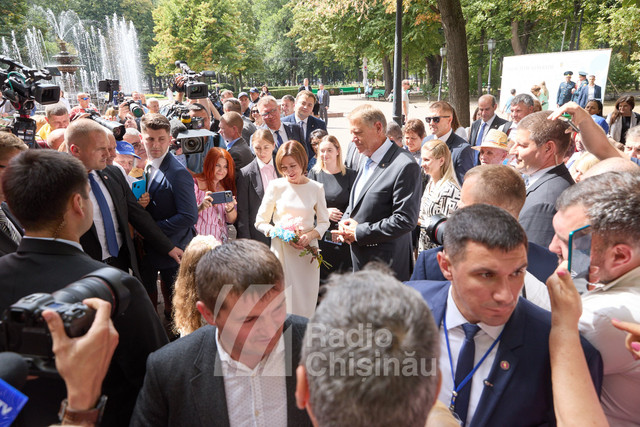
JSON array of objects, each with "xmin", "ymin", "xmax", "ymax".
[
  {"xmin": 282, "ymin": 90, "xmax": 326, "ymax": 160},
  {"xmin": 66, "ymin": 119, "xmax": 181, "ymax": 280},
  {"xmin": 412, "ymin": 165, "xmax": 558, "ymax": 310},
  {"xmin": 0, "ymin": 132, "xmax": 27, "ymax": 256},
  {"xmin": 316, "ymin": 83, "xmax": 330, "ymax": 124},
  {"xmin": 468, "ymin": 95, "xmax": 507, "ymax": 153},
  {"xmin": 577, "ymin": 74, "xmax": 603, "ymax": 107},
  {"xmin": 510, "ymin": 111, "xmax": 574, "ymax": 248},
  {"xmin": 407, "ymin": 205, "xmax": 602, "ymax": 427},
  {"xmin": 299, "ymin": 78, "xmax": 312, "ymax": 92},
  {"xmin": 333, "ymin": 104, "xmax": 421, "ymax": 281},
  {"xmin": 256, "ymin": 96, "xmax": 303, "ymax": 152},
  {"xmin": 140, "ymin": 113, "xmax": 198, "ymax": 311},
  {"xmin": 424, "ymin": 101, "xmax": 475, "ymax": 183},
  {"xmin": 131, "ymin": 239, "xmax": 312, "ymax": 427},
  {"xmin": 236, "ymin": 130, "xmax": 277, "ymax": 245},
  {"xmin": 0, "ymin": 150, "xmax": 168, "ymax": 427},
  {"xmin": 296, "ymin": 267, "xmax": 443, "ymax": 426},
  {"xmin": 218, "ymin": 111, "xmax": 254, "ymax": 174}
]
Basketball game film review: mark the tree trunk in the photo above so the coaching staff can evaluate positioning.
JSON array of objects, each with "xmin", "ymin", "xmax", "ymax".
[
  {"xmin": 437, "ymin": 0, "xmax": 470, "ymax": 126},
  {"xmin": 511, "ymin": 21, "xmax": 525, "ymax": 55},
  {"xmin": 477, "ymin": 28, "xmax": 485, "ymax": 97},
  {"xmin": 383, "ymin": 54, "xmax": 393, "ymax": 96},
  {"xmin": 426, "ymin": 55, "xmax": 440, "ymax": 87}
]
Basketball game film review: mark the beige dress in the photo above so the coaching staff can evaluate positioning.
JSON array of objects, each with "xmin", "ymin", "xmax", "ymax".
[{"xmin": 255, "ymin": 178, "xmax": 329, "ymax": 318}]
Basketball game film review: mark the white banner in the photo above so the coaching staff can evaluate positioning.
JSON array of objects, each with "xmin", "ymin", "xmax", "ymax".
[{"xmin": 498, "ymin": 49, "xmax": 612, "ymax": 111}]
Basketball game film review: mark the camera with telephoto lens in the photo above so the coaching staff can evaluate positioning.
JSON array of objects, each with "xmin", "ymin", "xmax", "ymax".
[
  {"xmin": 121, "ymin": 99, "xmax": 144, "ymax": 118},
  {"xmin": 424, "ymin": 214, "xmax": 447, "ymax": 246},
  {"xmin": 171, "ymin": 60, "xmax": 216, "ymax": 100},
  {"xmin": 0, "ymin": 267, "xmax": 130, "ymax": 376},
  {"xmin": 86, "ymin": 111, "xmax": 125, "ymax": 139},
  {"xmin": 0, "ymin": 55, "xmax": 60, "ymax": 148}
]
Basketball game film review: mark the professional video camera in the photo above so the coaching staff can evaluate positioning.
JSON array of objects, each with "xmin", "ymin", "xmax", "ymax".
[
  {"xmin": 424, "ymin": 214, "xmax": 447, "ymax": 246},
  {"xmin": 86, "ymin": 111, "xmax": 125, "ymax": 140},
  {"xmin": 171, "ymin": 60, "xmax": 216, "ymax": 100},
  {"xmin": 0, "ymin": 55, "xmax": 60, "ymax": 148},
  {"xmin": 0, "ymin": 267, "xmax": 130, "ymax": 377},
  {"xmin": 169, "ymin": 111, "xmax": 217, "ymax": 155},
  {"xmin": 98, "ymin": 79, "xmax": 119, "ymax": 104}
]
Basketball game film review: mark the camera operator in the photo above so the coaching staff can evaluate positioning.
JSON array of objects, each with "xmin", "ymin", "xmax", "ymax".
[
  {"xmin": 67, "ymin": 119, "xmax": 182, "ymax": 280},
  {"xmin": 0, "ymin": 150, "xmax": 168, "ymax": 426},
  {"xmin": 43, "ymin": 298, "xmax": 119, "ymax": 427},
  {"xmin": 0, "ymin": 131, "xmax": 27, "ymax": 256},
  {"xmin": 36, "ymin": 102, "xmax": 69, "ymax": 143},
  {"xmin": 70, "ymin": 92, "xmax": 99, "ymax": 117},
  {"xmin": 179, "ymin": 103, "xmax": 225, "ymax": 174}
]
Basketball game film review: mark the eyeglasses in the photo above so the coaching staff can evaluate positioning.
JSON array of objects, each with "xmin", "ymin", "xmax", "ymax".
[
  {"xmin": 260, "ymin": 108, "xmax": 278, "ymax": 118},
  {"xmin": 251, "ymin": 110, "xmax": 259, "ymax": 114},
  {"xmin": 80, "ymin": 97, "xmax": 90, "ymax": 101},
  {"xmin": 424, "ymin": 116, "xmax": 450, "ymax": 124}
]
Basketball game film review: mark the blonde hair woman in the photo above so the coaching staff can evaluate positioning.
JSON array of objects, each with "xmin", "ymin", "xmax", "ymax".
[
  {"xmin": 171, "ymin": 235, "xmax": 221, "ymax": 337},
  {"xmin": 418, "ymin": 139, "xmax": 461, "ymax": 251}
]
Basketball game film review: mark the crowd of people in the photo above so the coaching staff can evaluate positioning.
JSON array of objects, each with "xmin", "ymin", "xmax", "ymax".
[{"xmin": 0, "ymin": 76, "xmax": 640, "ymax": 427}]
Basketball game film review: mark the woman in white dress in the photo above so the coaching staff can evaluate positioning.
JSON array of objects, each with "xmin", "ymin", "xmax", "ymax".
[
  {"xmin": 255, "ymin": 140, "xmax": 329, "ymax": 318},
  {"xmin": 418, "ymin": 139, "xmax": 461, "ymax": 251}
]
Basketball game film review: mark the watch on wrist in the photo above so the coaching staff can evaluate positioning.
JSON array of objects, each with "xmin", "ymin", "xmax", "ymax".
[{"xmin": 59, "ymin": 395, "xmax": 108, "ymax": 426}]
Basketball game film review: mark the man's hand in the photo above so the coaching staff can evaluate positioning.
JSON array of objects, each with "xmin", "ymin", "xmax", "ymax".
[
  {"xmin": 168, "ymin": 246, "xmax": 183, "ymax": 264},
  {"xmin": 333, "ymin": 219, "xmax": 358, "ymax": 244},
  {"xmin": 327, "ymin": 207, "xmax": 343, "ymax": 223},
  {"xmin": 42, "ymin": 298, "xmax": 119, "ymax": 411},
  {"xmin": 138, "ymin": 192, "xmax": 150, "ymax": 208},
  {"xmin": 612, "ymin": 319, "xmax": 640, "ymax": 361},
  {"xmin": 548, "ymin": 101, "xmax": 591, "ymax": 127},
  {"xmin": 546, "ymin": 261, "xmax": 582, "ymax": 329}
]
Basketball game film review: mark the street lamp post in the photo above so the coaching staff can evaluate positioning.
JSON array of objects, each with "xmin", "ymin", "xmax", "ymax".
[
  {"xmin": 438, "ymin": 46, "xmax": 446, "ymax": 101},
  {"xmin": 487, "ymin": 38, "xmax": 496, "ymax": 95}
]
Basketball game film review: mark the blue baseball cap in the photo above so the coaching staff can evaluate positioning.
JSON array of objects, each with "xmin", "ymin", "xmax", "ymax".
[
  {"xmin": 116, "ymin": 140, "xmax": 140, "ymax": 159},
  {"xmin": 238, "ymin": 92, "xmax": 249, "ymax": 99}
]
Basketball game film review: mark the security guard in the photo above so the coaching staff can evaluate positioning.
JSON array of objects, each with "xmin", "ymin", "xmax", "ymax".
[
  {"xmin": 572, "ymin": 71, "xmax": 588, "ymax": 104},
  {"xmin": 557, "ymin": 71, "xmax": 576, "ymax": 107}
]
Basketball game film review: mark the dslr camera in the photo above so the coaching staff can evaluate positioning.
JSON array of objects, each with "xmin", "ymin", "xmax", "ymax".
[
  {"xmin": 0, "ymin": 55, "xmax": 60, "ymax": 148},
  {"xmin": 0, "ymin": 267, "xmax": 130, "ymax": 376}
]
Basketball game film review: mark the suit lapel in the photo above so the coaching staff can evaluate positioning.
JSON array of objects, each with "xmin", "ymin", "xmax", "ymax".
[
  {"xmin": 148, "ymin": 155, "xmax": 171, "ymax": 196},
  {"xmin": 191, "ymin": 327, "xmax": 231, "ymax": 426},
  {"xmin": 469, "ymin": 303, "xmax": 525, "ymax": 427},
  {"xmin": 351, "ymin": 143, "xmax": 399, "ymax": 209},
  {"xmin": 525, "ymin": 164, "xmax": 565, "ymax": 195},
  {"xmin": 250, "ymin": 160, "xmax": 265, "ymax": 199}
]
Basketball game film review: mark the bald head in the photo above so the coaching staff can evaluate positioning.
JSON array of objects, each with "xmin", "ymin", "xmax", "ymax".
[
  {"xmin": 583, "ymin": 156, "xmax": 640, "ymax": 178},
  {"xmin": 46, "ymin": 128, "xmax": 66, "ymax": 150},
  {"xmin": 459, "ymin": 165, "xmax": 526, "ymax": 218},
  {"xmin": 65, "ymin": 119, "xmax": 107, "ymax": 149}
]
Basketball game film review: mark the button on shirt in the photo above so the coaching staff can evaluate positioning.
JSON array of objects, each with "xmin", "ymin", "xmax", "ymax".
[
  {"xmin": 88, "ymin": 170, "xmax": 123, "ymax": 260},
  {"xmin": 438, "ymin": 288, "xmax": 504, "ymax": 423},
  {"xmin": 215, "ymin": 332, "xmax": 287, "ymax": 427}
]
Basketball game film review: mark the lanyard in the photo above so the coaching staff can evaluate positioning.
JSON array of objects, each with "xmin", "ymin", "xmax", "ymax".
[{"xmin": 443, "ymin": 312, "xmax": 503, "ymax": 412}]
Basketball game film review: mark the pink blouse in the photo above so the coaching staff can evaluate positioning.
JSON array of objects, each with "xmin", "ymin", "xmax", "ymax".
[{"xmin": 194, "ymin": 180, "xmax": 231, "ymax": 242}]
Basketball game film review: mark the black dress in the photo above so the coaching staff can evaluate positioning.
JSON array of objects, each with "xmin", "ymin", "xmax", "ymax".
[{"xmin": 308, "ymin": 167, "xmax": 357, "ymax": 281}]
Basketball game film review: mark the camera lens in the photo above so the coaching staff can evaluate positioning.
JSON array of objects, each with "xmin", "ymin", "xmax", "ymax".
[{"xmin": 425, "ymin": 214, "xmax": 447, "ymax": 246}]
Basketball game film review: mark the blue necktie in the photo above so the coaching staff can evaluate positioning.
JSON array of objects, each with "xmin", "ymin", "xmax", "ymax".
[
  {"xmin": 454, "ymin": 323, "xmax": 481, "ymax": 425},
  {"xmin": 275, "ymin": 130, "xmax": 284, "ymax": 148},
  {"xmin": 88, "ymin": 173, "xmax": 119, "ymax": 257},
  {"xmin": 475, "ymin": 122, "xmax": 486, "ymax": 147}
]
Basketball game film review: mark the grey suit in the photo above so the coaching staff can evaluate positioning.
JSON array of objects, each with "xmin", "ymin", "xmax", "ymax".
[
  {"xmin": 519, "ymin": 163, "xmax": 574, "ymax": 248},
  {"xmin": 317, "ymin": 89, "xmax": 330, "ymax": 123},
  {"xmin": 236, "ymin": 158, "xmax": 270, "ymax": 245},
  {"xmin": 345, "ymin": 141, "xmax": 421, "ymax": 281},
  {"xmin": 130, "ymin": 317, "xmax": 313, "ymax": 427}
]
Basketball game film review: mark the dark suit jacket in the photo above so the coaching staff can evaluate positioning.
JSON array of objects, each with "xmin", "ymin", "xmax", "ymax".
[
  {"xmin": 281, "ymin": 114, "xmax": 326, "ymax": 160},
  {"xmin": 227, "ymin": 137, "xmax": 254, "ymax": 175},
  {"xmin": 80, "ymin": 166, "xmax": 174, "ymax": 278},
  {"xmin": 130, "ymin": 317, "xmax": 313, "ymax": 427},
  {"xmin": 298, "ymin": 85, "xmax": 312, "ymax": 92},
  {"xmin": 468, "ymin": 115, "xmax": 508, "ymax": 147},
  {"xmin": 0, "ymin": 201, "xmax": 22, "ymax": 256},
  {"xmin": 408, "ymin": 280, "xmax": 603, "ymax": 427},
  {"xmin": 426, "ymin": 132, "xmax": 475, "ymax": 184},
  {"xmin": 236, "ymin": 158, "xmax": 270, "ymax": 246},
  {"xmin": 344, "ymin": 141, "xmax": 362, "ymax": 173},
  {"xmin": 519, "ymin": 163, "xmax": 574, "ymax": 248},
  {"xmin": 145, "ymin": 153, "xmax": 198, "ymax": 269},
  {"xmin": 278, "ymin": 122, "xmax": 305, "ymax": 152},
  {"xmin": 345, "ymin": 142, "xmax": 421, "ymax": 281},
  {"xmin": 411, "ymin": 241, "xmax": 559, "ymax": 284},
  {"xmin": 577, "ymin": 84, "xmax": 602, "ymax": 107},
  {"xmin": 0, "ymin": 238, "xmax": 168, "ymax": 427}
]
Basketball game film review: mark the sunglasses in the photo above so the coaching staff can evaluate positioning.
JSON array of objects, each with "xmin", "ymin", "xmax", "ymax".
[
  {"xmin": 424, "ymin": 116, "xmax": 450, "ymax": 124},
  {"xmin": 251, "ymin": 110, "xmax": 259, "ymax": 114},
  {"xmin": 81, "ymin": 97, "xmax": 90, "ymax": 100}
]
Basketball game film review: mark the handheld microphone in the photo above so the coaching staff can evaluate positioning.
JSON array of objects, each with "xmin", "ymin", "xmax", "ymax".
[{"xmin": 0, "ymin": 352, "xmax": 29, "ymax": 425}]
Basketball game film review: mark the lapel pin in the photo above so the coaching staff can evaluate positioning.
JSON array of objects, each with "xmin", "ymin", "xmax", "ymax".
[
  {"xmin": 483, "ymin": 380, "xmax": 494, "ymax": 387},
  {"xmin": 500, "ymin": 361, "xmax": 510, "ymax": 370}
]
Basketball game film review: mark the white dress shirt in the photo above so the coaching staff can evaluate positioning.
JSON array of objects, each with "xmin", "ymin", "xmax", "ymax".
[
  {"xmin": 579, "ymin": 265, "xmax": 640, "ymax": 426},
  {"xmin": 438, "ymin": 288, "xmax": 505, "ymax": 423},
  {"xmin": 523, "ymin": 164, "xmax": 556, "ymax": 189},
  {"xmin": 352, "ymin": 138, "xmax": 393, "ymax": 202},
  {"xmin": 88, "ymin": 170, "xmax": 123, "ymax": 260},
  {"xmin": 215, "ymin": 332, "xmax": 288, "ymax": 427},
  {"xmin": 294, "ymin": 114, "xmax": 308, "ymax": 140},
  {"xmin": 146, "ymin": 151, "xmax": 169, "ymax": 189}
]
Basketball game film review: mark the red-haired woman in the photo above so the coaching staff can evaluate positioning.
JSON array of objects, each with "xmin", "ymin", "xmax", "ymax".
[{"xmin": 193, "ymin": 148, "xmax": 237, "ymax": 242}]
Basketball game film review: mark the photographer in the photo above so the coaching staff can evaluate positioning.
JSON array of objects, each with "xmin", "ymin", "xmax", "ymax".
[{"xmin": 0, "ymin": 150, "xmax": 168, "ymax": 426}]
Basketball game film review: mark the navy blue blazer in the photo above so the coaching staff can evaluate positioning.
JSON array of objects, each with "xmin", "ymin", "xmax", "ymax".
[
  {"xmin": 145, "ymin": 152, "xmax": 198, "ymax": 269},
  {"xmin": 407, "ymin": 280, "xmax": 603, "ymax": 427},
  {"xmin": 577, "ymin": 84, "xmax": 602, "ymax": 108},
  {"xmin": 282, "ymin": 114, "xmax": 326, "ymax": 159},
  {"xmin": 411, "ymin": 242, "xmax": 558, "ymax": 284}
]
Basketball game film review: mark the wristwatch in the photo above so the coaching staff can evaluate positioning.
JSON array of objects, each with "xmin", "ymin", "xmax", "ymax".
[{"xmin": 59, "ymin": 395, "xmax": 108, "ymax": 425}]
